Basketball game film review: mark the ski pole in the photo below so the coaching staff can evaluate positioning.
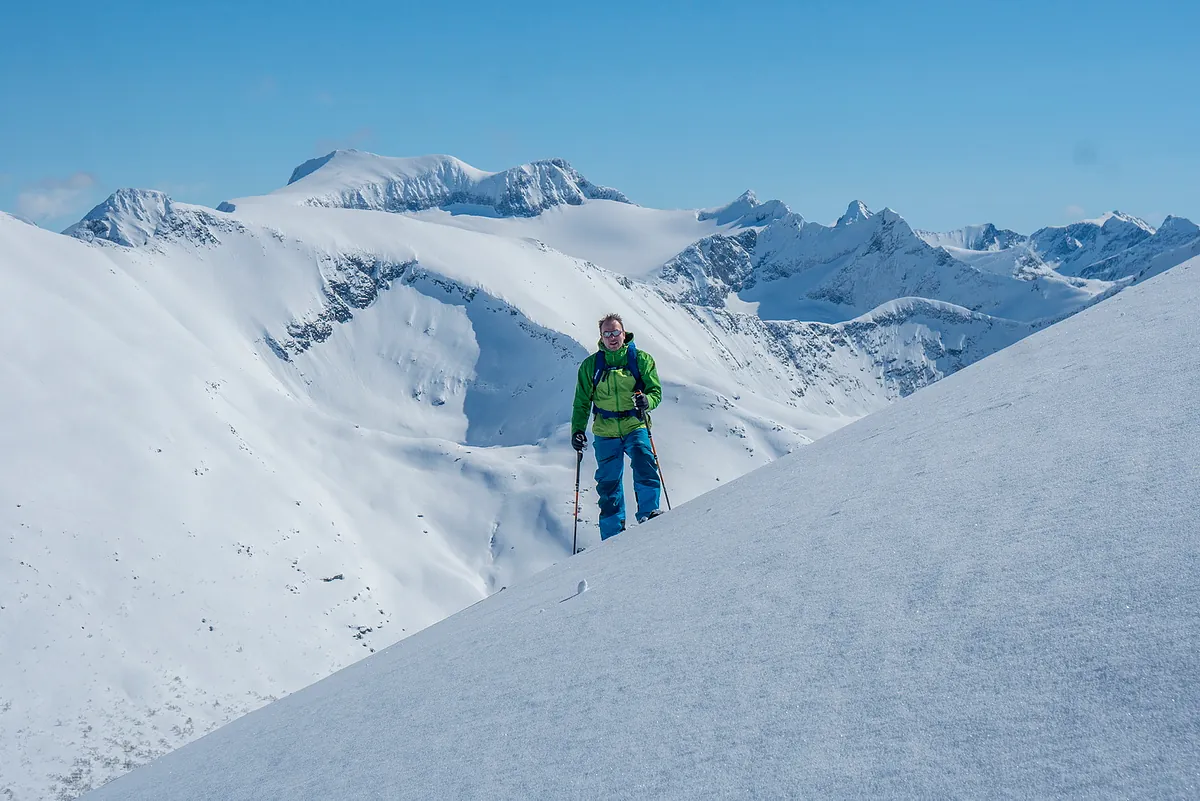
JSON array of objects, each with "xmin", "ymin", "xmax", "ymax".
[
  {"xmin": 572, "ymin": 449, "xmax": 583, "ymax": 555},
  {"xmin": 646, "ymin": 422, "xmax": 672, "ymax": 511},
  {"xmin": 635, "ymin": 393, "xmax": 673, "ymax": 512}
]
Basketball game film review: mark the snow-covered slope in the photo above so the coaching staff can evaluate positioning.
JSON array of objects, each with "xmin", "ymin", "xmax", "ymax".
[
  {"xmin": 2, "ymin": 214, "xmax": 589, "ymax": 798},
  {"xmin": 405, "ymin": 201, "xmax": 731, "ymax": 279},
  {"xmin": 2, "ymin": 210, "xmax": 44, "ymax": 228},
  {"xmin": 219, "ymin": 150, "xmax": 629, "ymax": 217},
  {"xmin": 4, "ymin": 186, "xmax": 1015, "ymax": 799},
  {"xmin": 87, "ymin": 256, "xmax": 1200, "ymax": 801},
  {"xmin": 4, "ymin": 150, "xmax": 1197, "ymax": 799}
]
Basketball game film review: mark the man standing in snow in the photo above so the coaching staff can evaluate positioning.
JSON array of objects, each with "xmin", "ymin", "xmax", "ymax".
[{"xmin": 571, "ymin": 313, "xmax": 663, "ymax": 539}]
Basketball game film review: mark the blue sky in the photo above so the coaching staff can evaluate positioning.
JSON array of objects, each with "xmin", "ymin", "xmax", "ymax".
[{"xmin": 2, "ymin": 0, "xmax": 1197, "ymax": 234}]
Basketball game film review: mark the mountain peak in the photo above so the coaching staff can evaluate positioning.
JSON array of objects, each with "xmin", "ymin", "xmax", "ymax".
[
  {"xmin": 698, "ymin": 190, "xmax": 792, "ymax": 227},
  {"xmin": 1158, "ymin": 215, "xmax": 1200, "ymax": 237},
  {"xmin": 837, "ymin": 200, "xmax": 872, "ymax": 227},
  {"xmin": 287, "ymin": 151, "xmax": 338, "ymax": 185},
  {"xmin": 286, "ymin": 150, "xmax": 483, "ymax": 188},
  {"xmin": 232, "ymin": 150, "xmax": 629, "ymax": 218},
  {"xmin": 1081, "ymin": 210, "xmax": 1155, "ymax": 234},
  {"xmin": 63, "ymin": 188, "xmax": 174, "ymax": 247},
  {"xmin": 699, "ymin": 190, "xmax": 762, "ymax": 224},
  {"xmin": 1029, "ymin": 210, "xmax": 1159, "ymax": 276},
  {"xmin": 915, "ymin": 223, "xmax": 1026, "ymax": 252}
]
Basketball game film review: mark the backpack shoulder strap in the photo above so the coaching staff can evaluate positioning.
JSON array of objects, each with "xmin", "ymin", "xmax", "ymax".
[
  {"xmin": 591, "ymin": 350, "xmax": 607, "ymax": 389},
  {"xmin": 627, "ymin": 341, "xmax": 644, "ymax": 392}
]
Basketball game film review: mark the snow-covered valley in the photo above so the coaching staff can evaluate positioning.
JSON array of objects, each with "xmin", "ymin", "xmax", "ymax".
[{"xmin": 3, "ymin": 150, "xmax": 1198, "ymax": 799}]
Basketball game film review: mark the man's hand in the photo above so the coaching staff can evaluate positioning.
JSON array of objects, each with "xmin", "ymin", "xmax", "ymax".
[
  {"xmin": 572, "ymin": 431, "xmax": 587, "ymax": 452},
  {"xmin": 633, "ymin": 392, "xmax": 650, "ymax": 418}
]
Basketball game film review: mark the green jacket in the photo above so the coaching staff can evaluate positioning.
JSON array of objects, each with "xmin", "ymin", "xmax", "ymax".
[{"xmin": 571, "ymin": 332, "xmax": 662, "ymax": 439}]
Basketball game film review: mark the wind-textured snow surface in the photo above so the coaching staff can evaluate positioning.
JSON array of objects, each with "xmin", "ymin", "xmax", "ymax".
[
  {"xmin": 87, "ymin": 257, "xmax": 1200, "ymax": 800},
  {"xmin": 0, "ymin": 186, "xmax": 945, "ymax": 799},
  {"xmin": 6, "ymin": 148, "xmax": 1200, "ymax": 798}
]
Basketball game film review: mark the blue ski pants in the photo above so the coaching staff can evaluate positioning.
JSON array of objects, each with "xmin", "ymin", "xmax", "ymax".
[{"xmin": 594, "ymin": 428, "xmax": 661, "ymax": 540}]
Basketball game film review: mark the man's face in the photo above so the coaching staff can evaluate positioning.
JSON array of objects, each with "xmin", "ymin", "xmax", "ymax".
[{"xmin": 600, "ymin": 321, "xmax": 625, "ymax": 351}]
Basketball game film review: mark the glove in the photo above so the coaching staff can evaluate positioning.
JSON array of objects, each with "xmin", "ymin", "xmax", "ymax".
[
  {"xmin": 633, "ymin": 393, "xmax": 650, "ymax": 417},
  {"xmin": 571, "ymin": 431, "xmax": 587, "ymax": 452}
]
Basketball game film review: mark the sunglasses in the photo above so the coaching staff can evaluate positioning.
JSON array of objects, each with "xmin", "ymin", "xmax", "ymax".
[{"xmin": 601, "ymin": 330, "xmax": 624, "ymax": 339}]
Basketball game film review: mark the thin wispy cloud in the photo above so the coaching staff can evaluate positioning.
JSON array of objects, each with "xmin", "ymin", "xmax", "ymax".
[
  {"xmin": 1064, "ymin": 204, "xmax": 1086, "ymax": 219},
  {"xmin": 315, "ymin": 90, "xmax": 335, "ymax": 106},
  {"xmin": 16, "ymin": 172, "xmax": 98, "ymax": 221}
]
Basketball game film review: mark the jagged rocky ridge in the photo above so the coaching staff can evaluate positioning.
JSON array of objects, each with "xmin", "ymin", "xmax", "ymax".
[
  {"xmin": 1081, "ymin": 216, "xmax": 1200, "ymax": 282},
  {"xmin": 66, "ymin": 188, "xmax": 244, "ymax": 248},
  {"xmin": 661, "ymin": 194, "xmax": 1199, "ymax": 324}
]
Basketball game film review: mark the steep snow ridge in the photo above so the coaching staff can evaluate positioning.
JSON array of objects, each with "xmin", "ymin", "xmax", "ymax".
[
  {"xmin": 2, "ymin": 210, "xmax": 40, "ymax": 227},
  {"xmin": 87, "ymin": 257, "xmax": 1200, "ymax": 801},
  {"xmin": 1030, "ymin": 211, "xmax": 1157, "ymax": 276},
  {"xmin": 286, "ymin": 151, "xmax": 340, "ymax": 184},
  {"xmin": 221, "ymin": 150, "xmax": 630, "ymax": 217}
]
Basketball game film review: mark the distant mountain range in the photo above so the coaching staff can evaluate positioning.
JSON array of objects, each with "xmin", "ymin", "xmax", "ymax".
[{"xmin": 3, "ymin": 149, "xmax": 1197, "ymax": 799}]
